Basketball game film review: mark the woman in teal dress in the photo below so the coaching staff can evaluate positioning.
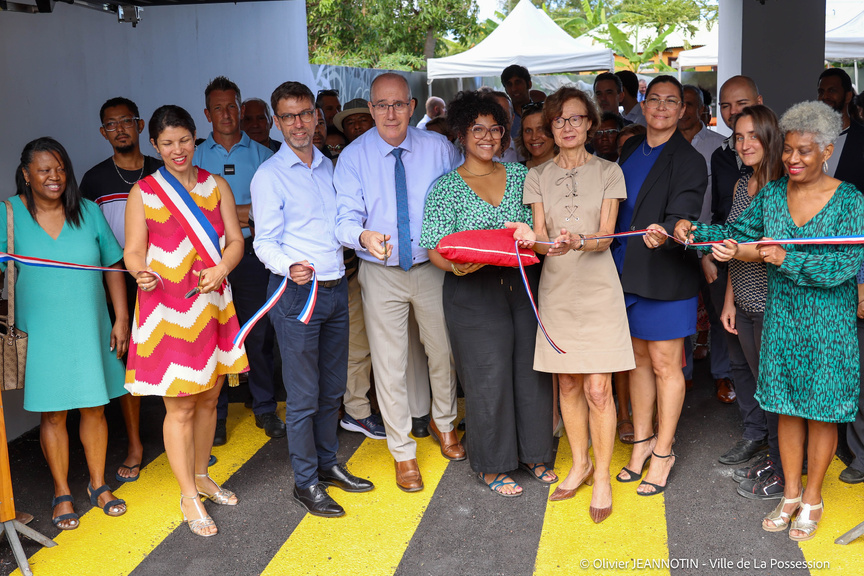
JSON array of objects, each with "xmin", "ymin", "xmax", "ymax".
[
  {"xmin": 2, "ymin": 138, "xmax": 129, "ymax": 530},
  {"xmin": 675, "ymin": 101, "xmax": 864, "ymax": 542},
  {"xmin": 420, "ymin": 91, "xmax": 555, "ymax": 498}
]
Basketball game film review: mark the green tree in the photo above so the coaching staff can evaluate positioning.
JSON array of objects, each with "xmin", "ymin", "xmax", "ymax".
[
  {"xmin": 551, "ymin": 0, "xmax": 624, "ymax": 38},
  {"xmin": 594, "ymin": 22, "xmax": 676, "ymax": 71},
  {"xmin": 306, "ymin": 0, "xmax": 480, "ymax": 71}
]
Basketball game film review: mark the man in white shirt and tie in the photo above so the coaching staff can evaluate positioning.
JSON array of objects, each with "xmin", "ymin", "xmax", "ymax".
[{"xmin": 334, "ymin": 73, "xmax": 464, "ymax": 492}]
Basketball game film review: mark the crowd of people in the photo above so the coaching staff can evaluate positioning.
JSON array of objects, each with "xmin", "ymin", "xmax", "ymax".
[{"xmin": 6, "ymin": 62, "xmax": 864, "ymax": 544}]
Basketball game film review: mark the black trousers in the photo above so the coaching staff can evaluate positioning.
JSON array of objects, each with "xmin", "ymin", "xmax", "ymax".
[{"xmin": 443, "ymin": 265, "xmax": 553, "ymax": 474}]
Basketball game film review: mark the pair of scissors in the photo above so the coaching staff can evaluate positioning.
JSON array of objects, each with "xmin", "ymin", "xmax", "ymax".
[{"xmin": 185, "ymin": 272, "xmax": 204, "ymax": 299}]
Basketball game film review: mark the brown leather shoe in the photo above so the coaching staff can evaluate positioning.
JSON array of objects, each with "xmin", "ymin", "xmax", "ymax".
[
  {"xmin": 715, "ymin": 378, "xmax": 736, "ymax": 403},
  {"xmin": 395, "ymin": 459, "xmax": 423, "ymax": 492},
  {"xmin": 428, "ymin": 420, "xmax": 466, "ymax": 461}
]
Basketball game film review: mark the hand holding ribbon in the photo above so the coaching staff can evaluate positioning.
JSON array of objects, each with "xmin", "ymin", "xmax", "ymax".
[
  {"xmin": 643, "ymin": 224, "xmax": 669, "ymax": 249},
  {"xmin": 289, "ymin": 261, "xmax": 315, "ymax": 285},
  {"xmin": 711, "ymin": 239, "xmax": 739, "ymax": 263},
  {"xmin": 505, "ymin": 221, "xmax": 536, "ymax": 250},
  {"xmin": 136, "ymin": 267, "xmax": 160, "ymax": 292}
]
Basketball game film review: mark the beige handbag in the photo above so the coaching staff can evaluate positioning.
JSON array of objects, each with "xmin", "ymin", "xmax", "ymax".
[{"xmin": 0, "ymin": 200, "xmax": 27, "ymax": 391}]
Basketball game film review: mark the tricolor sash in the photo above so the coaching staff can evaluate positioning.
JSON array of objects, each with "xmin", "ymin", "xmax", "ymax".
[{"xmin": 139, "ymin": 167, "xmax": 223, "ymax": 267}]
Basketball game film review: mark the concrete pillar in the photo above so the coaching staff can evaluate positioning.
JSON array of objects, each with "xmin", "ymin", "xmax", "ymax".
[{"xmin": 718, "ymin": 0, "xmax": 826, "ymax": 132}]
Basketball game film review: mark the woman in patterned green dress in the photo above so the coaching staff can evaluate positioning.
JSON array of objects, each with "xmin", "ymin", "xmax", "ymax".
[
  {"xmin": 675, "ymin": 101, "xmax": 864, "ymax": 541},
  {"xmin": 420, "ymin": 91, "xmax": 555, "ymax": 498}
]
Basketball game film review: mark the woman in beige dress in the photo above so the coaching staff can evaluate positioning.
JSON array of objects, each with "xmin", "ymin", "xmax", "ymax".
[{"xmin": 512, "ymin": 86, "xmax": 635, "ymax": 523}]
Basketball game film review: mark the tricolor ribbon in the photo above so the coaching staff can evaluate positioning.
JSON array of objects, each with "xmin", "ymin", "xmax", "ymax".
[
  {"xmin": 233, "ymin": 264, "xmax": 317, "ymax": 349},
  {"xmin": 514, "ymin": 241, "xmax": 566, "ymax": 354},
  {"xmin": 0, "ymin": 251, "xmax": 162, "ymax": 284},
  {"xmin": 514, "ymin": 228, "xmax": 864, "ymax": 353}
]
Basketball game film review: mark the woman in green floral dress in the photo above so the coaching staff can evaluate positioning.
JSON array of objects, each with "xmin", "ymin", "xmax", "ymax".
[
  {"xmin": 420, "ymin": 91, "xmax": 555, "ymax": 498},
  {"xmin": 675, "ymin": 101, "xmax": 864, "ymax": 541}
]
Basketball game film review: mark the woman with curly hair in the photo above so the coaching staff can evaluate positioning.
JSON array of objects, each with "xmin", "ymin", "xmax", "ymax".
[
  {"xmin": 420, "ymin": 91, "xmax": 555, "ymax": 497},
  {"xmin": 676, "ymin": 100, "xmax": 864, "ymax": 541}
]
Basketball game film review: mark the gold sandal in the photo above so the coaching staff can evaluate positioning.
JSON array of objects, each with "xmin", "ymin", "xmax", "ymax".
[
  {"xmin": 762, "ymin": 490, "xmax": 802, "ymax": 532},
  {"xmin": 789, "ymin": 500, "xmax": 823, "ymax": 541},
  {"xmin": 181, "ymin": 494, "xmax": 216, "ymax": 537},
  {"xmin": 195, "ymin": 473, "xmax": 238, "ymax": 505}
]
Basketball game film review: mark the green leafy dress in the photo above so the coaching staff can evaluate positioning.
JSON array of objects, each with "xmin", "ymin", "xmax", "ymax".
[{"xmin": 693, "ymin": 177, "xmax": 864, "ymax": 422}]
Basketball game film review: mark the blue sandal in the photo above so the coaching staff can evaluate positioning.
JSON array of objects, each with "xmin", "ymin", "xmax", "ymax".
[
  {"xmin": 115, "ymin": 463, "xmax": 140, "ymax": 483},
  {"xmin": 51, "ymin": 494, "xmax": 79, "ymax": 530},
  {"xmin": 519, "ymin": 462, "xmax": 558, "ymax": 484},
  {"xmin": 88, "ymin": 484, "xmax": 127, "ymax": 517},
  {"xmin": 478, "ymin": 473, "xmax": 523, "ymax": 498}
]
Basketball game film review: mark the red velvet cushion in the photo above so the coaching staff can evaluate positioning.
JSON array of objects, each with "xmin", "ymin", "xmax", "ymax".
[{"xmin": 436, "ymin": 228, "xmax": 540, "ymax": 267}]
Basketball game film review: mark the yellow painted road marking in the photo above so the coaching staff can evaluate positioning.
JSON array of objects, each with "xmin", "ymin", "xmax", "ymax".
[
  {"xmin": 15, "ymin": 402, "xmax": 272, "ymax": 576},
  {"xmin": 535, "ymin": 435, "xmax": 670, "ymax": 576},
  {"xmin": 798, "ymin": 456, "xmax": 864, "ymax": 574},
  {"xmin": 261, "ymin": 418, "xmax": 464, "ymax": 576}
]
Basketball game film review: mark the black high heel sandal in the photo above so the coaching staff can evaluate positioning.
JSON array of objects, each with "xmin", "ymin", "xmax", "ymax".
[
  {"xmin": 616, "ymin": 435, "xmax": 655, "ymax": 483},
  {"xmin": 637, "ymin": 451, "xmax": 676, "ymax": 496}
]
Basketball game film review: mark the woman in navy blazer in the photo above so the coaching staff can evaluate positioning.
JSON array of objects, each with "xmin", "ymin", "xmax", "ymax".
[{"xmin": 614, "ymin": 75, "xmax": 707, "ymax": 496}]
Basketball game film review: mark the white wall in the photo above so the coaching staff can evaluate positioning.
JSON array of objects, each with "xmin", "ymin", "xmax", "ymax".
[
  {"xmin": 0, "ymin": 0, "xmax": 313, "ymax": 197},
  {"xmin": 0, "ymin": 0, "xmax": 311, "ymax": 439}
]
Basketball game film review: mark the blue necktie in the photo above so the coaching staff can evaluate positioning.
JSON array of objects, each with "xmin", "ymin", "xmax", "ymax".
[{"xmin": 392, "ymin": 148, "xmax": 412, "ymax": 271}]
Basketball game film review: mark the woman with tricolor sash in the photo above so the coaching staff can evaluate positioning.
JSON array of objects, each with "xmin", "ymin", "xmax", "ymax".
[
  {"xmin": 3, "ymin": 137, "xmax": 130, "ymax": 530},
  {"xmin": 124, "ymin": 105, "xmax": 249, "ymax": 537},
  {"xmin": 674, "ymin": 101, "xmax": 864, "ymax": 541}
]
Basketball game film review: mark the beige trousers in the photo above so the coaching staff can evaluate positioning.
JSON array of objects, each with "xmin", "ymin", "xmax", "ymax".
[
  {"xmin": 358, "ymin": 261, "xmax": 456, "ymax": 461},
  {"xmin": 344, "ymin": 268, "xmax": 432, "ymax": 420}
]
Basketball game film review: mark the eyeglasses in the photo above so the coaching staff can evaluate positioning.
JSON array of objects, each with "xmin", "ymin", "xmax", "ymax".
[
  {"xmin": 552, "ymin": 115, "xmax": 587, "ymax": 129},
  {"xmin": 276, "ymin": 110, "xmax": 315, "ymax": 124},
  {"xmin": 594, "ymin": 129, "xmax": 619, "ymax": 139},
  {"xmin": 371, "ymin": 101, "xmax": 411, "ymax": 113},
  {"xmin": 469, "ymin": 124, "xmax": 506, "ymax": 139},
  {"xmin": 326, "ymin": 144, "xmax": 345, "ymax": 152},
  {"xmin": 645, "ymin": 97, "xmax": 682, "ymax": 109},
  {"xmin": 317, "ymin": 89, "xmax": 339, "ymax": 97},
  {"xmin": 521, "ymin": 101, "xmax": 544, "ymax": 114},
  {"xmin": 103, "ymin": 118, "xmax": 140, "ymax": 132}
]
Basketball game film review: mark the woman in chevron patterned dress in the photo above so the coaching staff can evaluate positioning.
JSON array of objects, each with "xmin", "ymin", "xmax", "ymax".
[{"xmin": 125, "ymin": 105, "xmax": 248, "ymax": 537}]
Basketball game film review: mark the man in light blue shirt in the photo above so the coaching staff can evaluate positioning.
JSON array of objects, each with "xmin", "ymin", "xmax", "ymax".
[
  {"xmin": 252, "ymin": 81, "xmax": 373, "ymax": 518},
  {"xmin": 192, "ymin": 76, "xmax": 282, "ymax": 446},
  {"xmin": 334, "ymin": 73, "xmax": 464, "ymax": 492}
]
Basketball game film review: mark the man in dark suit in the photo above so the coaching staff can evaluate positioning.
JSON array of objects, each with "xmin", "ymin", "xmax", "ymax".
[
  {"xmin": 817, "ymin": 68, "xmax": 864, "ymax": 486},
  {"xmin": 817, "ymin": 68, "xmax": 864, "ymax": 193}
]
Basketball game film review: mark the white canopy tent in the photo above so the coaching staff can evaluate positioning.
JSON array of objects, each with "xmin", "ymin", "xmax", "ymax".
[
  {"xmin": 825, "ymin": 9, "xmax": 864, "ymax": 59},
  {"xmin": 426, "ymin": 0, "xmax": 613, "ymax": 86},
  {"xmin": 825, "ymin": 9, "xmax": 864, "ymax": 88},
  {"xmin": 679, "ymin": 10, "xmax": 864, "ymax": 86}
]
